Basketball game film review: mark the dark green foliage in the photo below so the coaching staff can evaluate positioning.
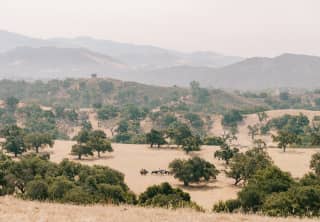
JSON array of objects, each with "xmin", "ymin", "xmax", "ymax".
[
  {"xmin": 71, "ymin": 144, "xmax": 93, "ymax": 160},
  {"xmin": 266, "ymin": 113, "xmax": 309, "ymax": 135},
  {"xmin": 203, "ymin": 136, "xmax": 225, "ymax": 146},
  {"xmin": 24, "ymin": 133, "xmax": 54, "ymax": 153},
  {"xmin": 5, "ymin": 96, "xmax": 19, "ymax": 111},
  {"xmin": 146, "ymin": 129, "xmax": 166, "ymax": 148},
  {"xmin": 272, "ymin": 131, "xmax": 301, "ymax": 152},
  {"xmin": 25, "ymin": 179, "xmax": 49, "ymax": 200},
  {"xmin": 222, "ymin": 110, "xmax": 243, "ymax": 127},
  {"xmin": 0, "ymin": 154, "xmax": 135, "ymax": 205},
  {"xmin": 169, "ymin": 157, "xmax": 219, "ymax": 186},
  {"xmin": 223, "ymin": 166, "xmax": 295, "ymax": 213},
  {"xmin": 166, "ymin": 122, "xmax": 193, "ymax": 147},
  {"xmin": 87, "ymin": 134, "xmax": 113, "ymax": 158},
  {"xmin": 72, "ymin": 129, "xmax": 113, "ymax": 159},
  {"xmin": 214, "ymin": 143, "xmax": 239, "ymax": 165},
  {"xmin": 97, "ymin": 105, "xmax": 119, "ymax": 120},
  {"xmin": 184, "ymin": 112, "xmax": 204, "ymax": 129},
  {"xmin": 1, "ymin": 125, "xmax": 26, "ymax": 157},
  {"xmin": 310, "ymin": 152, "xmax": 320, "ymax": 176},
  {"xmin": 226, "ymin": 148, "xmax": 273, "ymax": 185},
  {"xmin": 138, "ymin": 182, "xmax": 200, "ymax": 209},
  {"xmin": 262, "ymin": 185, "xmax": 320, "ymax": 217},
  {"xmin": 181, "ymin": 135, "xmax": 202, "ymax": 154},
  {"xmin": 213, "ymin": 199, "xmax": 241, "ymax": 213}
]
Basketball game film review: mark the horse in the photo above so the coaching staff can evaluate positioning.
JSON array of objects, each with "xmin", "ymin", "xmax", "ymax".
[{"xmin": 140, "ymin": 168, "xmax": 149, "ymax": 175}]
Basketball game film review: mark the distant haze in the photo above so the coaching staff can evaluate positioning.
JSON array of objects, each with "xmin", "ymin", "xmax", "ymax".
[{"xmin": 1, "ymin": 0, "xmax": 320, "ymax": 57}]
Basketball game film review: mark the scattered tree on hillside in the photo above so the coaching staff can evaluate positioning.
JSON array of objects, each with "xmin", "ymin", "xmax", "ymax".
[
  {"xmin": 247, "ymin": 124, "xmax": 259, "ymax": 140},
  {"xmin": 184, "ymin": 112, "xmax": 204, "ymax": 129},
  {"xmin": 72, "ymin": 129, "xmax": 113, "ymax": 159},
  {"xmin": 88, "ymin": 130, "xmax": 113, "ymax": 157},
  {"xmin": 190, "ymin": 81, "xmax": 210, "ymax": 104},
  {"xmin": 146, "ymin": 129, "xmax": 166, "ymax": 148},
  {"xmin": 5, "ymin": 96, "xmax": 19, "ymax": 111},
  {"xmin": 226, "ymin": 148, "xmax": 272, "ymax": 185},
  {"xmin": 272, "ymin": 131, "xmax": 301, "ymax": 152},
  {"xmin": 25, "ymin": 133, "xmax": 54, "ymax": 153},
  {"xmin": 257, "ymin": 111, "xmax": 268, "ymax": 123},
  {"xmin": 308, "ymin": 123, "xmax": 320, "ymax": 146},
  {"xmin": 181, "ymin": 135, "xmax": 202, "ymax": 154},
  {"xmin": 166, "ymin": 122, "xmax": 192, "ymax": 147},
  {"xmin": 71, "ymin": 144, "xmax": 93, "ymax": 160},
  {"xmin": 222, "ymin": 110, "xmax": 243, "ymax": 128},
  {"xmin": 214, "ymin": 143, "xmax": 239, "ymax": 165},
  {"xmin": 253, "ymin": 139, "xmax": 267, "ymax": 149},
  {"xmin": 169, "ymin": 157, "xmax": 219, "ymax": 186},
  {"xmin": 1, "ymin": 125, "xmax": 26, "ymax": 157}
]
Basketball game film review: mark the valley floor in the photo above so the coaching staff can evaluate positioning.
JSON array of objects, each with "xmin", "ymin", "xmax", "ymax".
[{"xmin": 47, "ymin": 141, "xmax": 319, "ymax": 209}]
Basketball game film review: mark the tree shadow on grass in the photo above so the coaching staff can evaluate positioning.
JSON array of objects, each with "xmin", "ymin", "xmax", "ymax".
[
  {"xmin": 71, "ymin": 155, "xmax": 114, "ymax": 162},
  {"xmin": 176, "ymin": 183, "xmax": 219, "ymax": 191}
]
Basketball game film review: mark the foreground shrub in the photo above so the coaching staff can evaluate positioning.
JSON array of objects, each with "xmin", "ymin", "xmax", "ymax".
[
  {"xmin": 25, "ymin": 179, "xmax": 49, "ymax": 200},
  {"xmin": 0, "ymin": 154, "xmax": 135, "ymax": 205},
  {"xmin": 213, "ymin": 199, "xmax": 241, "ymax": 213},
  {"xmin": 138, "ymin": 182, "xmax": 201, "ymax": 210}
]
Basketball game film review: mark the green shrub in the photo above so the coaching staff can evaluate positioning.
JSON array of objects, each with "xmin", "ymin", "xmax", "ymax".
[
  {"xmin": 213, "ymin": 199, "xmax": 241, "ymax": 213},
  {"xmin": 25, "ymin": 179, "xmax": 49, "ymax": 200}
]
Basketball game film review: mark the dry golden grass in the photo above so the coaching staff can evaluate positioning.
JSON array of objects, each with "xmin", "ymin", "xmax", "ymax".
[{"xmin": 0, "ymin": 196, "xmax": 318, "ymax": 222}]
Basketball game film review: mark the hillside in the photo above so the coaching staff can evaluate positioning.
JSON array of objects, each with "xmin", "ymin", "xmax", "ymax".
[
  {"xmin": 0, "ymin": 47, "xmax": 128, "ymax": 79},
  {"xmin": 141, "ymin": 54, "xmax": 320, "ymax": 89}
]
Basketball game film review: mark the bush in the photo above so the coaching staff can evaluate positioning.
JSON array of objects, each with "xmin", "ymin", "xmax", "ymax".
[
  {"xmin": 63, "ymin": 187, "xmax": 94, "ymax": 204},
  {"xmin": 48, "ymin": 177, "xmax": 74, "ymax": 200},
  {"xmin": 203, "ymin": 136, "xmax": 224, "ymax": 146},
  {"xmin": 222, "ymin": 110, "xmax": 243, "ymax": 127},
  {"xmin": 262, "ymin": 185, "xmax": 320, "ymax": 217},
  {"xmin": 25, "ymin": 179, "xmax": 49, "ymax": 200},
  {"xmin": 97, "ymin": 184, "xmax": 126, "ymax": 204},
  {"xmin": 138, "ymin": 182, "xmax": 200, "ymax": 210},
  {"xmin": 213, "ymin": 199, "xmax": 241, "ymax": 213}
]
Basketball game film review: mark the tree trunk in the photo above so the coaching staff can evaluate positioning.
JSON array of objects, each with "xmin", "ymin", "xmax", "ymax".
[
  {"xmin": 78, "ymin": 154, "xmax": 82, "ymax": 160},
  {"xmin": 98, "ymin": 151, "xmax": 101, "ymax": 158},
  {"xmin": 183, "ymin": 181, "xmax": 189, "ymax": 186},
  {"xmin": 36, "ymin": 146, "xmax": 39, "ymax": 153},
  {"xmin": 14, "ymin": 152, "xmax": 17, "ymax": 157},
  {"xmin": 283, "ymin": 146, "xmax": 286, "ymax": 152}
]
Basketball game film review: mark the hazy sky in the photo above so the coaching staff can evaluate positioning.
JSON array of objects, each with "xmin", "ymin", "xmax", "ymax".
[{"xmin": 1, "ymin": 0, "xmax": 320, "ymax": 57}]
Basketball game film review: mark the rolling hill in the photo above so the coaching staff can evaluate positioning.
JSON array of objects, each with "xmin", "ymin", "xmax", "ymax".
[
  {"xmin": 0, "ymin": 46, "xmax": 128, "ymax": 79},
  {"xmin": 141, "ymin": 54, "xmax": 320, "ymax": 89}
]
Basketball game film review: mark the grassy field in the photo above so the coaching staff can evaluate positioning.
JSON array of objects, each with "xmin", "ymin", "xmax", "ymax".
[{"xmin": 0, "ymin": 196, "xmax": 318, "ymax": 222}]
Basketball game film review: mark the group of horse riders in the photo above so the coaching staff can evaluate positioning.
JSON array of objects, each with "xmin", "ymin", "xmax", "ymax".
[{"xmin": 140, "ymin": 168, "xmax": 171, "ymax": 175}]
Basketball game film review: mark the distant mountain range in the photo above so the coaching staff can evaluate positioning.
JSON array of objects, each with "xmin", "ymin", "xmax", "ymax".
[
  {"xmin": 1, "ymin": 30, "xmax": 320, "ymax": 90},
  {"xmin": 0, "ymin": 30, "xmax": 242, "ymax": 69}
]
